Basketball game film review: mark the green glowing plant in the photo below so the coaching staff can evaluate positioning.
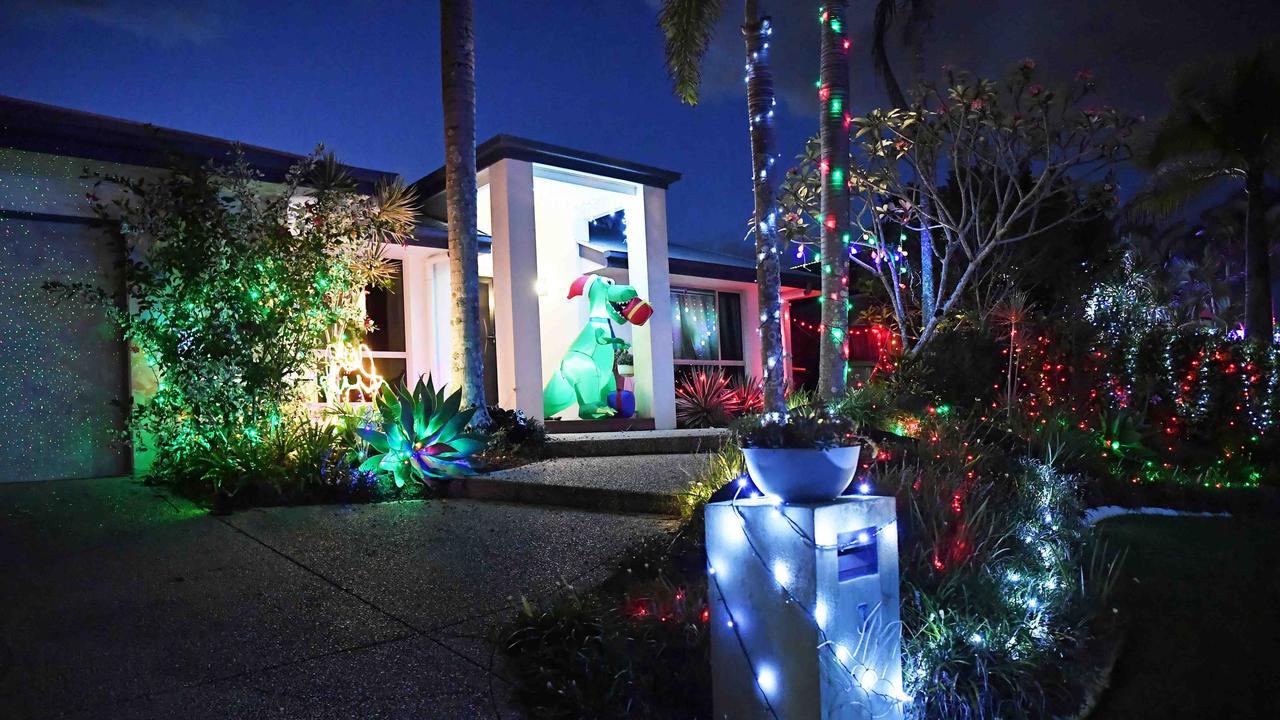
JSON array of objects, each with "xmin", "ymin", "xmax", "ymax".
[
  {"xmin": 357, "ymin": 375, "xmax": 488, "ymax": 488},
  {"xmin": 45, "ymin": 148, "xmax": 417, "ymax": 493}
]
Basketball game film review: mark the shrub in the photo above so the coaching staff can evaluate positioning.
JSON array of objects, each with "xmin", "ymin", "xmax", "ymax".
[
  {"xmin": 727, "ymin": 375, "xmax": 764, "ymax": 415},
  {"xmin": 45, "ymin": 149, "xmax": 417, "ymax": 491},
  {"xmin": 679, "ymin": 441, "xmax": 744, "ymax": 521},
  {"xmin": 178, "ymin": 412, "xmax": 377, "ymax": 508},
  {"xmin": 482, "ymin": 405, "xmax": 549, "ymax": 465},
  {"xmin": 503, "ymin": 409, "xmax": 1121, "ymax": 720},
  {"xmin": 734, "ymin": 413, "xmax": 860, "ymax": 449},
  {"xmin": 503, "ymin": 582, "xmax": 711, "ymax": 720},
  {"xmin": 869, "ymin": 416, "xmax": 1121, "ymax": 719},
  {"xmin": 675, "ymin": 368, "xmax": 737, "ymax": 428}
]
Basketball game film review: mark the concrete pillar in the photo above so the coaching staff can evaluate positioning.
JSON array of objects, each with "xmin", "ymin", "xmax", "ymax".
[
  {"xmin": 487, "ymin": 159, "xmax": 544, "ymax": 418},
  {"xmin": 742, "ymin": 287, "xmax": 763, "ymax": 381},
  {"xmin": 706, "ymin": 496, "xmax": 904, "ymax": 720},
  {"xmin": 631, "ymin": 185, "xmax": 677, "ymax": 429}
]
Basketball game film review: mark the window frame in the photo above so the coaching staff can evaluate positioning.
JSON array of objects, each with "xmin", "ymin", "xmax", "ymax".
[{"xmin": 670, "ymin": 287, "xmax": 746, "ymax": 371}]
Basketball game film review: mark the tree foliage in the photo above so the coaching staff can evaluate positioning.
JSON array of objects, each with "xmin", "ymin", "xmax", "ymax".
[
  {"xmin": 778, "ymin": 62, "xmax": 1137, "ymax": 356},
  {"xmin": 46, "ymin": 150, "xmax": 417, "ymax": 482}
]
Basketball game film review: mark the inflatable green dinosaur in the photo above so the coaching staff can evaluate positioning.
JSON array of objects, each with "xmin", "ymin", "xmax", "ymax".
[{"xmin": 544, "ymin": 274, "xmax": 653, "ymax": 419}]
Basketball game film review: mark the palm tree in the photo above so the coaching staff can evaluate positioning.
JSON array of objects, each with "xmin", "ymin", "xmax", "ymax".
[
  {"xmin": 659, "ymin": 0, "xmax": 787, "ymax": 418},
  {"xmin": 816, "ymin": 1, "xmax": 852, "ymax": 401},
  {"xmin": 440, "ymin": 0, "xmax": 490, "ymax": 425},
  {"xmin": 1136, "ymin": 44, "xmax": 1280, "ymax": 341},
  {"xmin": 870, "ymin": 0, "xmax": 935, "ymax": 109}
]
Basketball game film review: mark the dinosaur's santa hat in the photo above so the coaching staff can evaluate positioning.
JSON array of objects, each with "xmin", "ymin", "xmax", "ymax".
[{"xmin": 567, "ymin": 274, "xmax": 597, "ymax": 299}]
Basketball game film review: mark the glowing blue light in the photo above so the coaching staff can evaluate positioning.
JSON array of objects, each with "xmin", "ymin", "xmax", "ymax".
[
  {"xmin": 772, "ymin": 561, "xmax": 791, "ymax": 586},
  {"xmin": 857, "ymin": 481, "xmax": 872, "ymax": 494},
  {"xmin": 758, "ymin": 666, "xmax": 778, "ymax": 695}
]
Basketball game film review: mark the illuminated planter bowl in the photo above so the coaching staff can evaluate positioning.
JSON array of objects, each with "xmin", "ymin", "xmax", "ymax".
[
  {"xmin": 617, "ymin": 363, "xmax": 634, "ymax": 377},
  {"xmin": 742, "ymin": 445, "xmax": 861, "ymax": 503}
]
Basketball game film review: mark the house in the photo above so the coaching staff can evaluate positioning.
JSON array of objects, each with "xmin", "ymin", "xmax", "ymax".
[{"xmin": 0, "ymin": 96, "xmax": 818, "ymax": 483}]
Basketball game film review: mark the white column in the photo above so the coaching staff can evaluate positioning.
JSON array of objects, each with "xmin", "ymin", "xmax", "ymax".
[
  {"xmin": 631, "ymin": 185, "xmax": 677, "ymax": 429},
  {"xmin": 401, "ymin": 248, "xmax": 431, "ymax": 386},
  {"xmin": 742, "ymin": 287, "xmax": 763, "ymax": 380},
  {"xmin": 487, "ymin": 159, "xmax": 544, "ymax": 418}
]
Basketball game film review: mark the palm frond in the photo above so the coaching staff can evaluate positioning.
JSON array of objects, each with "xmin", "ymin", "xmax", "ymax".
[
  {"xmin": 658, "ymin": 0, "xmax": 726, "ymax": 106},
  {"xmin": 308, "ymin": 152, "xmax": 356, "ymax": 192},
  {"xmin": 372, "ymin": 177, "xmax": 420, "ymax": 244},
  {"xmin": 1128, "ymin": 155, "xmax": 1239, "ymax": 221},
  {"xmin": 871, "ymin": 0, "xmax": 908, "ymax": 108}
]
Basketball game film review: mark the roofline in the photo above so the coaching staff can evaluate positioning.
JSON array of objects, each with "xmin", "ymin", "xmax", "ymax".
[
  {"xmin": 579, "ymin": 243, "xmax": 816, "ymax": 290},
  {"xmin": 413, "ymin": 134, "xmax": 682, "ymax": 197},
  {"xmin": 0, "ymin": 95, "xmax": 395, "ymax": 190}
]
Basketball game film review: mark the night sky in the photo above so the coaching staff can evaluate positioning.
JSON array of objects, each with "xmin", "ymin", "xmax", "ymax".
[{"xmin": 4, "ymin": 0, "xmax": 1278, "ymax": 256}]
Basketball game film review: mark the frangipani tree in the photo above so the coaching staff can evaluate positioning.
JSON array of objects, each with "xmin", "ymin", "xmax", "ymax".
[{"xmin": 780, "ymin": 63, "xmax": 1137, "ymax": 356}]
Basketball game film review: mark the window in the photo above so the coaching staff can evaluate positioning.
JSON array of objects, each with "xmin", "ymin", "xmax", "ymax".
[
  {"xmin": 314, "ymin": 261, "xmax": 409, "ymax": 406},
  {"xmin": 362, "ymin": 260, "xmax": 408, "ymax": 385},
  {"xmin": 671, "ymin": 288, "xmax": 744, "ymax": 370}
]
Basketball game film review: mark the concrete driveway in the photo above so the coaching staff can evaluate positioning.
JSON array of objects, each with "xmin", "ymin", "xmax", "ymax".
[{"xmin": 0, "ymin": 477, "xmax": 669, "ymax": 719}]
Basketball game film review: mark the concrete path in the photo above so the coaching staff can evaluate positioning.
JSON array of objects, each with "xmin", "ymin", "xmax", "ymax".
[
  {"xmin": 453, "ymin": 453, "xmax": 711, "ymax": 515},
  {"xmin": 0, "ymin": 477, "xmax": 669, "ymax": 719}
]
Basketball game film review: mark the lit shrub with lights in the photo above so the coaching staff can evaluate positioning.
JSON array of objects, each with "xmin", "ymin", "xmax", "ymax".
[
  {"xmin": 504, "ymin": 399, "xmax": 1121, "ymax": 719},
  {"xmin": 45, "ymin": 150, "xmax": 418, "ymax": 499},
  {"xmin": 875, "ymin": 422, "xmax": 1120, "ymax": 718}
]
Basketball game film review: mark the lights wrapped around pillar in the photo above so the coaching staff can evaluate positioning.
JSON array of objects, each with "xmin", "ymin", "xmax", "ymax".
[{"xmin": 706, "ymin": 492, "xmax": 906, "ymax": 719}]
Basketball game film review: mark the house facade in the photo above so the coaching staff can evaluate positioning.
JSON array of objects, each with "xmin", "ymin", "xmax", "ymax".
[{"xmin": 0, "ymin": 96, "xmax": 817, "ymax": 482}]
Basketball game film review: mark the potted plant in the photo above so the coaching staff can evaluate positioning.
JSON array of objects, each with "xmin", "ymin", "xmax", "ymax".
[
  {"xmin": 615, "ymin": 346, "xmax": 635, "ymax": 377},
  {"xmin": 734, "ymin": 412, "xmax": 861, "ymax": 503}
]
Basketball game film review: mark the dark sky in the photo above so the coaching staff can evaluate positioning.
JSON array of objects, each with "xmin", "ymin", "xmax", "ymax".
[{"xmin": 3, "ymin": 0, "xmax": 1278, "ymax": 256}]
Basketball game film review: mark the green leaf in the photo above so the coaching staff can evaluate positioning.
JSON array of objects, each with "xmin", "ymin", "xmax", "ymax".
[
  {"xmin": 355, "ymin": 426, "xmax": 389, "ymax": 453},
  {"xmin": 434, "ymin": 405, "xmax": 476, "ymax": 445},
  {"xmin": 429, "ymin": 387, "xmax": 464, "ymax": 435},
  {"xmin": 358, "ymin": 453, "xmax": 384, "ymax": 472},
  {"xmin": 448, "ymin": 436, "xmax": 487, "ymax": 456}
]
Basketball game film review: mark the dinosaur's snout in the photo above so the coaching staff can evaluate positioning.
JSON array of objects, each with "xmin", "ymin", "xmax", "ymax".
[{"xmin": 621, "ymin": 297, "xmax": 652, "ymax": 325}]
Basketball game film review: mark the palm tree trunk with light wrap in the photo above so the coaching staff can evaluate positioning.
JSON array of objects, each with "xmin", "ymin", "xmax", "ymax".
[
  {"xmin": 744, "ymin": 0, "xmax": 786, "ymax": 417},
  {"xmin": 817, "ymin": 0, "xmax": 851, "ymax": 400},
  {"xmin": 441, "ymin": 0, "xmax": 490, "ymax": 425}
]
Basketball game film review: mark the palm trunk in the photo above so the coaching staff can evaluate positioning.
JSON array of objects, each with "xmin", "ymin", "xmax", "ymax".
[
  {"xmin": 440, "ymin": 0, "xmax": 490, "ymax": 425},
  {"xmin": 744, "ymin": 3, "xmax": 786, "ymax": 418},
  {"xmin": 1244, "ymin": 163, "xmax": 1273, "ymax": 341},
  {"xmin": 817, "ymin": 1, "xmax": 851, "ymax": 401}
]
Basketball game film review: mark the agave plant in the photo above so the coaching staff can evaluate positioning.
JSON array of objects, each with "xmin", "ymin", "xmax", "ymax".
[
  {"xmin": 728, "ymin": 375, "xmax": 765, "ymax": 415},
  {"xmin": 357, "ymin": 375, "xmax": 488, "ymax": 487},
  {"xmin": 675, "ymin": 367, "xmax": 736, "ymax": 428}
]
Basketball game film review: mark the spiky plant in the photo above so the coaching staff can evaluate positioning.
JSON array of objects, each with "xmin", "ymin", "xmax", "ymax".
[
  {"xmin": 675, "ymin": 368, "xmax": 736, "ymax": 428},
  {"xmin": 357, "ymin": 375, "xmax": 488, "ymax": 487},
  {"xmin": 729, "ymin": 374, "xmax": 765, "ymax": 415}
]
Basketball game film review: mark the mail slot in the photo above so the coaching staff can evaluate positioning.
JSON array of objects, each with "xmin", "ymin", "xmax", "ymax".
[{"xmin": 838, "ymin": 528, "xmax": 878, "ymax": 581}]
